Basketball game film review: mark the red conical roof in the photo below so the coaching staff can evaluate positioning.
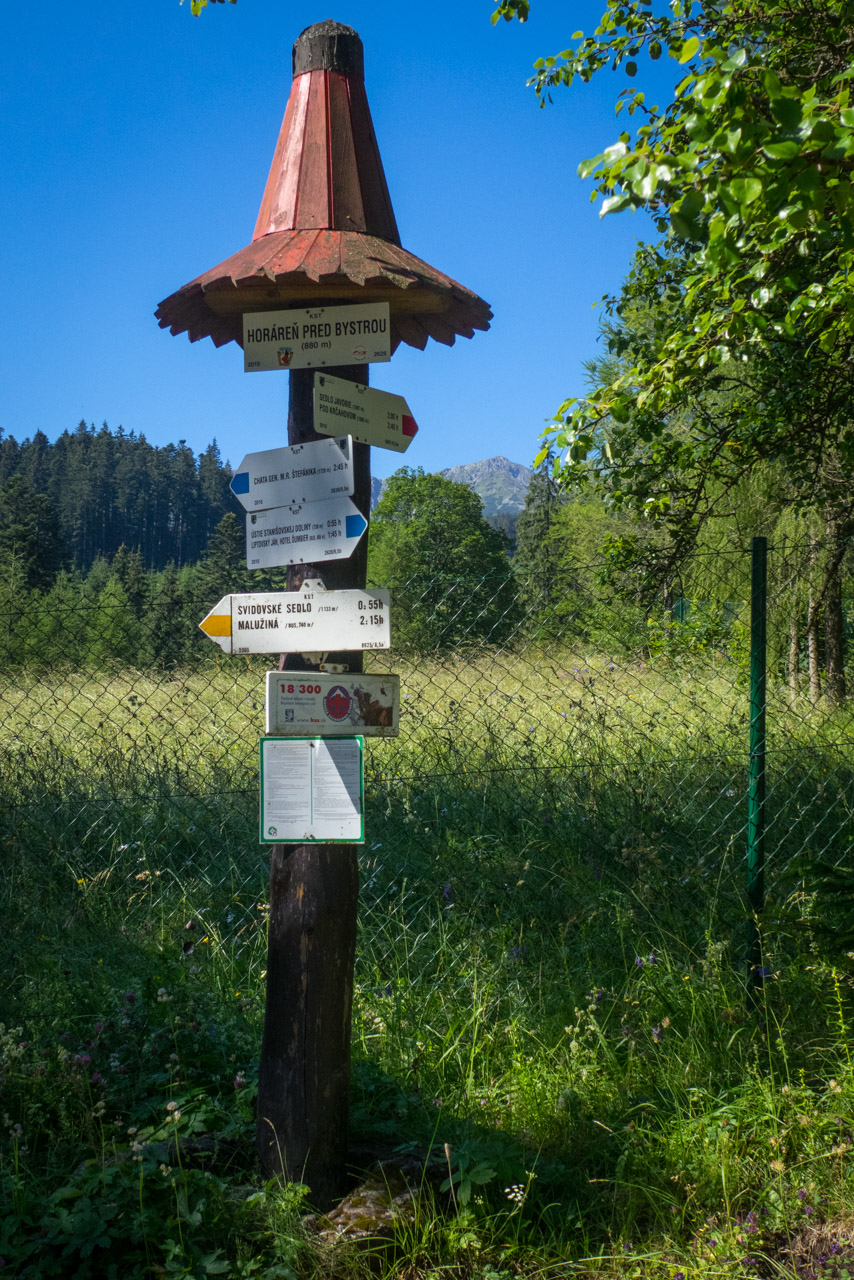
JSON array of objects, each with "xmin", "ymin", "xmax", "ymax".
[{"xmin": 155, "ymin": 21, "xmax": 491, "ymax": 353}]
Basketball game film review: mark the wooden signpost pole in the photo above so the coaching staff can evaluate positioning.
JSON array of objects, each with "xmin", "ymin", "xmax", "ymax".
[
  {"xmin": 157, "ymin": 16, "xmax": 491, "ymax": 1205},
  {"xmin": 255, "ymin": 364, "xmax": 370, "ymax": 1199}
]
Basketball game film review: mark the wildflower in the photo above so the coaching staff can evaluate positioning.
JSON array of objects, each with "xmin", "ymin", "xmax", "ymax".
[
  {"xmin": 165, "ymin": 1100, "xmax": 179, "ymax": 1113},
  {"xmin": 504, "ymin": 1183, "xmax": 526, "ymax": 1204},
  {"xmin": 770, "ymin": 1159, "xmax": 785, "ymax": 1173},
  {"xmin": 443, "ymin": 885, "xmax": 451, "ymax": 900},
  {"xmin": 91, "ymin": 1072, "xmax": 104, "ymax": 1085},
  {"xmin": 798, "ymin": 1188, "xmax": 807, "ymax": 1200},
  {"xmin": 635, "ymin": 956, "xmax": 645, "ymax": 968},
  {"xmin": 233, "ymin": 1071, "xmax": 246, "ymax": 1090},
  {"xmin": 73, "ymin": 1053, "xmax": 92, "ymax": 1067},
  {"xmin": 648, "ymin": 952, "xmax": 657, "ymax": 965},
  {"xmin": 652, "ymin": 1026, "xmax": 662, "ymax": 1043},
  {"xmin": 127, "ymin": 1127, "xmax": 138, "ymax": 1136},
  {"xmin": 156, "ymin": 988, "xmax": 172, "ymax": 1003}
]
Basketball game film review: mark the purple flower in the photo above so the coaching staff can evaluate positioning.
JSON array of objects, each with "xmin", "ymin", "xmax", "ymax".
[
  {"xmin": 443, "ymin": 885, "xmax": 451, "ymax": 900},
  {"xmin": 93, "ymin": 1022, "xmax": 104, "ymax": 1035},
  {"xmin": 648, "ymin": 951, "xmax": 657, "ymax": 965},
  {"xmin": 652, "ymin": 1026, "xmax": 662, "ymax": 1043},
  {"xmin": 124, "ymin": 992, "xmax": 136, "ymax": 1004},
  {"xmin": 798, "ymin": 1189, "xmax": 807, "ymax": 1200},
  {"xmin": 91, "ymin": 1072, "xmax": 104, "ymax": 1085},
  {"xmin": 74, "ymin": 1053, "xmax": 92, "ymax": 1067},
  {"xmin": 635, "ymin": 956, "xmax": 645, "ymax": 968},
  {"xmin": 757, "ymin": 966, "xmax": 771, "ymax": 978}
]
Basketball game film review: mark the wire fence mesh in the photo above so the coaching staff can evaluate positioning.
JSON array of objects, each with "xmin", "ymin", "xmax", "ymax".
[{"xmin": 2, "ymin": 535, "xmax": 853, "ymax": 1008}]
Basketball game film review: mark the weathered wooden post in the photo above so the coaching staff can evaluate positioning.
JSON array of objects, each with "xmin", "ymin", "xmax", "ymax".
[{"xmin": 156, "ymin": 20, "xmax": 491, "ymax": 1202}]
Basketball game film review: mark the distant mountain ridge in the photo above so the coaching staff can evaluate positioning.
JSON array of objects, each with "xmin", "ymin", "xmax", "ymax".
[
  {"xmin": 370, "ymin": 455, "xmax": 533, "ymax": 518},
  {"xmin": 439, "ymin": 456, "xmax": 533, "ymax": 517}
]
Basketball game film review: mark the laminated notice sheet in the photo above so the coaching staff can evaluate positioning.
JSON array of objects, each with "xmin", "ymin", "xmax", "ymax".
[{"xmin": 259, "ymin": 736, "xmax": 364, "ymax": 844}]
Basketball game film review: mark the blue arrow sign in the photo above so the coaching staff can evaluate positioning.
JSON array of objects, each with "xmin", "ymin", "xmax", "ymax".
[
  {"xmin": 229, "ymin": 437, "xmax": 354, "ymax": 512},
  {"xmin": 246, "ymin": 496, "xmax": 369, "ymax": 570}
]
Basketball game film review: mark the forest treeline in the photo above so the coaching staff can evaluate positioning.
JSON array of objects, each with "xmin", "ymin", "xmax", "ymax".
[
  {"xmin": 0, "ymin": 423, "xmax": 851, "ymax": 703},
  {"xmin": 0, "ymin": 420, "xmax": 238, "ymax": 578}
]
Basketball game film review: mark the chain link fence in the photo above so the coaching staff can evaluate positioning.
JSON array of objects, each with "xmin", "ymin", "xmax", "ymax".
[{"xmin": 2, "ymin": 537, "xmax": 853, "ymax": 1015}]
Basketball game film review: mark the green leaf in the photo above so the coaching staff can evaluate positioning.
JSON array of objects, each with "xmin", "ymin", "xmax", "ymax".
[
  {"xmin": 679, "ymin": 35, "xmax": 700, "ymax": 64},
  {"xmin": 649, "ymin": 41, "xmax": 662, "ymax": 60},
  {"xmin": 762, "ymin": 140, "xmax": 801, "ymax": 160},
  {"xmin": 729, "ymin": 176, "xmax": 763, "ymax": 205},
  {"xmin": 770, "ymin": 96, "xmax": 802, "ymax": 129},
  {"xmin": 626, "ymin": 61, "xmax": 638, "ymax": 76},
  {"xmin": 578, "ymin": 153, "xmax": 605, "ymax": 178},
  {"xmin": 721, "ymin": 47, "xmax": 748, "ymax": 71},
  {"xmin": 600, "ymin": 192, "xmax": 632, "ymax": 216}
]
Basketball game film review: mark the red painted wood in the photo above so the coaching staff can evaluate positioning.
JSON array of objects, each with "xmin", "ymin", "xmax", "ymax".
[
  {"xmin": 327, "ymin": 72, "xmax": 365, "ymax": 234},
  {"xmin": 156, "ymin": 25, "xmax": 491, "ymax": 353},
  {"xmin": 347, "ymin": 77, "xmax": 399, "ymax": 245},
  {"xmin": 253, "ymin": 72, "xmax": 309, "ymax": 238},
  {"xmin": 294, "ymin": 71, "xmax": 331, "ymax": 230}
]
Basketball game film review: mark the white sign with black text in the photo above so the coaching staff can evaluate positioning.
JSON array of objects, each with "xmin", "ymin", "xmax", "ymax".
[
  {"xmin": 259, "ymin": 736, "xmax": 364, "ymax": 844},
  {"xmin": 198, "ymin": 581, "xmax": 390, "ymax": 655},
  {"xmin": 230, "ymin": 436, "xmax": 354, "ymax": 512},
  {"xmin": 313, "ymin": 374, "xmax": 418, "ymax": 453},
  {"xmin": 246, "ymin": 496, "xmax": 367, "ymax": 569},
  {"xmin": 243, "ymin": 303, "xmax": 391, "ymax": 372}
]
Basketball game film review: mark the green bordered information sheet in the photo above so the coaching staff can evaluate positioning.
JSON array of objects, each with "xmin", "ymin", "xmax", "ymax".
[{"xmin": 259, "ymin": 736, "xmax": 364, "ymax": 844}]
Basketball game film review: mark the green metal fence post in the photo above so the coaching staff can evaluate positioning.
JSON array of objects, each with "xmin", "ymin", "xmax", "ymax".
[{"xmin": 747, "ymin": 535, "xmax": 767, "ymax": 1007}]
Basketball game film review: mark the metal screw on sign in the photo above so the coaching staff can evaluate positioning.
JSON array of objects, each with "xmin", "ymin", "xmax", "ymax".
[{"xmin": 157, "ymin": 19, "xmax": 491, "ymax": 1202}]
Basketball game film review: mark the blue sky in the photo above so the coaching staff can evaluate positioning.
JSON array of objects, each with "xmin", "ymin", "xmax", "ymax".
[{"xmin": 1, "ymin": 0, "xmax": 671, "ymax": 481}]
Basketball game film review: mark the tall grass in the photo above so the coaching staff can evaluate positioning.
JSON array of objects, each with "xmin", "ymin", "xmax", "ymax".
[{"xmin": 1, "ymin": 645, "xmax": 854, "ymax": 1277}]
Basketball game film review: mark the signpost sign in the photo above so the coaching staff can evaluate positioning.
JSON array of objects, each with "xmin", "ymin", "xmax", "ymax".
[
  {"xmin": 246, "ymin": 498, "xmax": 367, "ymax": 569},
  {"xmin": 230, "ymin": 436, "xmax": 354, "ymax": 512},
  {"xmin": 243, "ymin": 303, "xmax": 391, "ymax": 373},
  {"xmin": 199, "ymin": 581, "xmax": 390, "ymax": 655},
  {"xmin": 260, "ymin": 736, "xmax": 364, "ymax": 844},
  {"xmin": 265, "ymin": 671, "xmax": 399, "ymax": 736},
  {"xmin": 314, "ymin": 374, "xmax": 418, "ymax": 453}
]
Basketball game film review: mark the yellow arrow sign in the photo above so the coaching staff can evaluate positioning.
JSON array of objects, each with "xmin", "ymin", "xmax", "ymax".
[{"xmin": 199, "ymin": 610, "xmax": 231, "ymax": 638}]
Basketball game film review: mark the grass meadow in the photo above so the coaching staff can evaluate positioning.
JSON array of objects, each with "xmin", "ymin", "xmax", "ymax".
[{"xmin": 2, "ymin": 641, "xmax": 854, "ymax": 1278}]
